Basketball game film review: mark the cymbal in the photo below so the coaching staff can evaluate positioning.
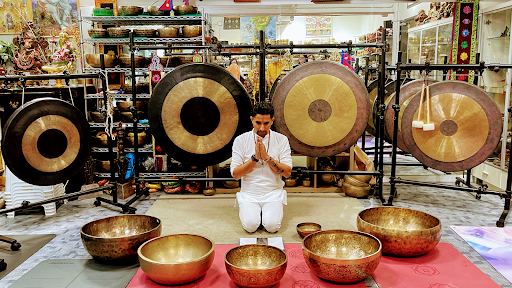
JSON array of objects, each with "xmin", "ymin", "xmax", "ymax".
[
  {"xmin": 272, "ymin": 61, "xmax": 370, "ymax": 157},
  {"xmin": 384, "ymin": 79, "xmax": 438, "ymax": 153},
  {"xmin": 401, "ymin": 81, "xmax": 502, "ymax": 172},
  {"xmin": 149, "ymin": 63, "xmax": 252, "ymax": 167},
  {"xmin": 2, "ymin": 98, "xmax": 91, "ymax": 185}
]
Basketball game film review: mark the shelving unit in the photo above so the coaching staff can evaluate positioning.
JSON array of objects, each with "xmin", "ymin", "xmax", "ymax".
[{"xmin": 78, "ymin": 10, "xmax": 212, "ymax": 182}]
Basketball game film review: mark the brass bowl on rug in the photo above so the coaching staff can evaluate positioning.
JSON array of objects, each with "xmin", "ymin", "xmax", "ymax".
[
  {"xmin": 81, "ymin": 215, "xmax": 161, "ymax": 262},
  {"xmin": 297, "ymin": 222, "xmax": 321, "ymax": 238},
  {"xmin": 138, "ymin": 234, "xmax": 215, "ymax": 285},
  {"xmin": 302, "ymin": 230, "xmax": 381, "ymax": 284},
  {"xmin": 225, "ymin": 244, "xmax": 287, "ymax": 288},
  {"xmin": 357, "ymin": 207, "xmax": 442, "ymax": 257}
]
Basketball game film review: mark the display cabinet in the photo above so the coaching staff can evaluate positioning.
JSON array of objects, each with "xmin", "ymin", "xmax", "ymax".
[{"xmin": 407, "ymin": 17, "xmax": 453, "ymax": 80}]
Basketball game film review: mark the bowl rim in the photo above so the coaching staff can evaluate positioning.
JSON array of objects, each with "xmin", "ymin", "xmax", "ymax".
[
  {"xmin": 80, "ymin": 215, "xmax": 161, "ymax": 239},
  {"xmin": 302, "ymin": 229, "xmax": 382, "ymax": 260},
  {"xmin": 296, "ymin": 222, "xmax": 321, "ymax": 231},
  {"xmin": 357, "ymin": 207, "xmax": 442, "ymax": 232},
  {"xmin": 137, "ymin": 234, "xmax": 215, "ymax": 265},
  {"xmin": 224, "ymin": 244, "xmax": 288, "ymax": 270}
]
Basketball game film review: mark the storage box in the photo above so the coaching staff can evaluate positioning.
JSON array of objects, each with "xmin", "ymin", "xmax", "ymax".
[{"xmin": 117, "ymin": 181, "xmax": 135, "ymax": 199}]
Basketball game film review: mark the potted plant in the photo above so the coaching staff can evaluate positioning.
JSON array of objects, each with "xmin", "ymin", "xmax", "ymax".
[{"xmin": 0, "ymin": 40, "xmax": 15, "ymax": 66}]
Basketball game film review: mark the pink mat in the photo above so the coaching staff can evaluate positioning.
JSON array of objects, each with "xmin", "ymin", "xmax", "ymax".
[
  {"xmin": 127, "ymin": 243, "xmax": 367, "ymax": 288},
  {"xmin": 373, "ymin": 242, "xmax": 501, "ymax": 288}
]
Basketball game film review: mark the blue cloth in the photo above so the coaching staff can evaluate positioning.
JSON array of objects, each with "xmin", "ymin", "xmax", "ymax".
[{"xmin": 125, "ymin": 153, "xmax": 135, "ymax": 180}]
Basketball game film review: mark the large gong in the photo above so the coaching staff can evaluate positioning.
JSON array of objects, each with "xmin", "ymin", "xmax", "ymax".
[
  {"xmin": 149, "ymin": 63, "xmax": 252, "ymax": 167},
  {"xmin": 366, "ymin": 79, "xmax": 407, "ymax": 137},
  {"xmin": 401, "ymin": 81, "xmax": 502, "ymax": 172},
  {"xmin": 272, "ymin": 61, "xmax": 370, "ymax": 157},
  {"xmin": 2, "ymin": 98, "xmax": 91, "ymax": 186},
  {"xmin": 384, "ymin": 79, "xmax": 437, "ymax": 153}
]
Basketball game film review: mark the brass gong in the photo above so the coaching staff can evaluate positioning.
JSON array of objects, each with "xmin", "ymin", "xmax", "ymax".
[
  {"xmin": 2, "ymin": 97, "xmax": 91, "ymax": 185},
  {"xmin": 401, "ymin": 81, "xmax": 502, "ymax": 172},
  {"xmin": 384, "ymin": 79, "xmax": 437, "ymax": 153},
  {"xmin": 148, "ymin": 63, "xmax": 252, "ymax": 167},
  {"xmin": 272, "ymin": 61, "xmax": 370, "ymax": 157}
]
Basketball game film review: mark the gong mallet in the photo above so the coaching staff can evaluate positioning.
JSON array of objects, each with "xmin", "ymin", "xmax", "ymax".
[
  {"xmin": 423, "ymin": 85, "xmax": 435, "ymax": 131},
  {"xmin": 412, "ymin": 83, "xmax": 426, "ymax": 128}
]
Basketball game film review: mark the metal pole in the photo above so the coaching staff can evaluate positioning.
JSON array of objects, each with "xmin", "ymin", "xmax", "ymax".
[
  {"xmin": 259, "ymin": 30, "xmax": 266, "ymax": 102},
  {"xmin": 377, "ymin": 22, "xmax": 388, "ymax": 202}
]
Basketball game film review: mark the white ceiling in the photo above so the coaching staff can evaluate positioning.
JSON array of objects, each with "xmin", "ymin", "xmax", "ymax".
[{"xmin": 194, "ymin": 0, "xmax": 509, "ymax": 16}]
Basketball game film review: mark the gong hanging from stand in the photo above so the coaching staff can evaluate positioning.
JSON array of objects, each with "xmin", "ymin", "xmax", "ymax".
[
  {"xmin": 383, "ymin": 79, "xmax": 437, "ymax": 153},
  {"xmin": 148, "ymin": 63, "xmax": 252, "ymax": 167},
  {"xmin": 272, "ymin": 61, "xmax": 370, "ymax": 157},
  {"xmin": 401, "ymin": 81, "xmax": 502, "ymax": 172},
  {"xmin": 2, "ymin": 97, "xmax": 91, "ymax": 186}
]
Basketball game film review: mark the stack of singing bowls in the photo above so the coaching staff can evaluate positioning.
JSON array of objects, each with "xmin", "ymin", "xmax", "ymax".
[{"xmin": 357, "ymin": 207, "xmax": 442, "ymax": 257}]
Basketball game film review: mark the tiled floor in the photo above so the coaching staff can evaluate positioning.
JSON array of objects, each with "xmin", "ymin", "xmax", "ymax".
[{"xmin": 0, "ymin": 160, "xmax": 511, "ymax": 288}]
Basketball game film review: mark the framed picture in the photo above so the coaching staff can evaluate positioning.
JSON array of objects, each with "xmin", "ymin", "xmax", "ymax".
[
  {"xmin": 224, "ymin": 17, "xmax": 240, "ymax": 30},
  {"xmin": 0, "ymin": 0, "xmax": 33, "ymax": 34},
  {"xmin": 241, "ymin": 16, "xmax": 276, "ymax": 43},
  {"xmin": 306, "ymin": 16, "xmax": 332, "ymax": 37},
  {"xmin": 32, "ymin": 0, "xmax": 79, "ymax": 36},
  {"xmin": 95, "ymin": 0, "xmax": 117, "ymax": 16}
]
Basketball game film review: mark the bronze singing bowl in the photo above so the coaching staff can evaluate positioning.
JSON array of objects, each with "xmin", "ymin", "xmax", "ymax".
[
  {"xmin": 183, "ymin": 26, "xmax": 202, "ymax": 38},
  {"xmin": 357, "ymin": 207, "xmax": 442, "ymax": 257},
  {"xmin": 344, "ymin": 174, "xmax": 369, "ymax": 187},
  {"xmin": 81, "ymin": 215, "xmax": 161, "ymax": 262},
  {"xmin": 138, "ymin": 234, "xmax": 215, "ymax": 285},
  {"xmin": 225, "ymin": 244, "xmax": 287, "ymax": 288},
  {"xmin": 173, "ymin": 5, "xmax": 198, "ymax": 16},
  {"xmin": 85, "ymin": 54, "xmax": 116, "ymax": 68},
  {"xmin": 302, "ymin": 230, "xmax": 381, "ymax": 284},
  {"xmin": 342, "ymin": 182, "xmax": 371, "ymax": 198},
  {"xmin": 297, "ymin": 222, "xmax": 321, "ymax": 238},
  {"xmin": 157, "ymin": 27, "xmax": 179, "ymax": 38}
]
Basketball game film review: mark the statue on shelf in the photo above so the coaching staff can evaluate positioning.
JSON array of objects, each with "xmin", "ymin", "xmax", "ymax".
[
  {"xmin": 427, "ymin": 2, "xmax": 442, "ymax": 22},
  {"xmin": 414, "ymin": 10, "xmax": 428, "ymax": 26},
  {"xmin": 12, "ymin": 21, "xmax": 50, "ymax": 71}
]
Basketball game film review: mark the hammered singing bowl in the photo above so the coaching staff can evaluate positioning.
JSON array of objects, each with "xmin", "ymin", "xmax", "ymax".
[
  {"xmin": 297, "ymin": 222, "xmax": 321, "ymax": 238},
  {"xmin": 81, "ymin": 215, "xmax": 161, "ymax": 262},
  {"xmin": 302, "ymin": 230, "xmax": 381, "ymax": 284},
  {"xmin": 225, "ymin": 244, "xmax": 287, "ymax": 288},
  {"xmin": 138, "ymin": 234, "xmax": 215, "ymax": 285},
  {"xmin": 357, "ymin": 207, "xmax": 442, "ymax": 257}
]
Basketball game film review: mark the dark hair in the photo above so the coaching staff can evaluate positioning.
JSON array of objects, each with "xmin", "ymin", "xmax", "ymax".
[{"xmin": 252, "ymin": 101, "xmax": 274, "ymax": 118}]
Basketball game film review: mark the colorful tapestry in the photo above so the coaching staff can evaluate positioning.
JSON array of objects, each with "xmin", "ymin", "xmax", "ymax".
[
  {"xmin": 452, "ymin": 226, "xmax": 512, "ymax": 283},
  {"xmin": 241, "ymin": 16, "xmax": 276, "ymax": 43},
  {"xmin": 450, "ymin": 0, "xmax": 479, "ymax": 83},
  {"xmin": 306, "ymin": 16, "xmax": 332, "ymax": 37}
]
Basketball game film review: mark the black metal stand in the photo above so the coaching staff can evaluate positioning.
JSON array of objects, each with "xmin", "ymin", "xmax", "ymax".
[{"xmin": 385, "ymin": 62, "xmax": 512, "ymax": 227}]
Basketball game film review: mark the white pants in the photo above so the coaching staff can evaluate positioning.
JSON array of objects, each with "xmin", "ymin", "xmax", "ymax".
[{"xmin": 238, "ymin": 201, "xmax": 283, "ymax": 233}]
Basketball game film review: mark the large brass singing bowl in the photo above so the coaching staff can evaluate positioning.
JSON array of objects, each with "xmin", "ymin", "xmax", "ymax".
[
  {"xmin": 357, "ymin": 207, "xmax": 442, "ymax": 257},
  {"xmin": 225, "ymin": 244, "xmax": 287, "ymax": 288},
  {"xmin": 302, "ymin": 230, "xmax": 381, "ymax": 284},
  {"xmin": 81, "ymin": 215, "xmax": 161, "ymax": 262},
  {"xmin": 138, "ymin": 234, "xmax": 215, "ymax": 285}
]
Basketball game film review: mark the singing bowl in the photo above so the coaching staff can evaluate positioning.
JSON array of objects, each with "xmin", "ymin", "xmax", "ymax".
[
  {"xmin": 225, "ymin": 244, "xmax": 287, "ymax": 288},
  {"xmin": 81, "ymin": 215, "xmax": 161, "ymax": 262},
  {"xmin": 357, "ymin": 207, "xmax": 442, "ymax": 257},
  {"xmin": 344, "ymin": 174, "xmax": 369, "ymax": 187},
  {"xmin": 90, "ymin": 111, "xmax": 105, "ymax": 123},
  {"xmin": 119, "ymin": 55, "xmax": 145, "ymax": 68},
  {"xmin": 117, "ymin": 100, "xmax": 148, "ymax": 112},
  {"xmin": 133, "ymin": 28, "xmax": 156, "ymax": 38},
  {"xmin": 107, "ymin": 27, "xmax": 129, "ymax": 38},
  {"xmin": 285, "ymin": 178, "xmax": 297, "ymax": 187},
  {"xmin": 173, "ymin": 5, "xmax": 198, "ymax": 16},
  {"xmin": 297, "ymin": 222, "xmax": 321, "ymax": 238},
  {"xmin": 88, "ymin": 28, "xmax": 108, "ymax": 38},
  {"xmin": 138, "ymin": 234, "xmax": 215, "ymax": 285},
  {"xmin": 119, "ymin": 5, "xmax": 143, "ymax": 16},
  {"xmin": 147, "ymin": 6, "xmax": 168, "ymax": 16},
  {"xmin": 351, "ymin": 174, "xmax": 372, "ymax": 183},
  {"xmin": 85, "ymin": 54, "xmax": 116, "ymax": 68},
  {"xmin": 183, "ymin": 26, "xmax": 202, "ymax": 38},
  {"xmin": 303, "ymin": 230, "xmax": 381, "ymax": 284},
  {"xmin": 156, "ymin": 27, "xmax": 179, "ymax": 38},
  {"xmin": 342, "ymin": 182, "xmax": 371, "ymax": 198}
]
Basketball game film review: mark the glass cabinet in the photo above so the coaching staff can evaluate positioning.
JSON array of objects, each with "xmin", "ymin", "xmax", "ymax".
[{"xmin": 407, "ymin": 17, "xmax": 453, "ymax": 80}]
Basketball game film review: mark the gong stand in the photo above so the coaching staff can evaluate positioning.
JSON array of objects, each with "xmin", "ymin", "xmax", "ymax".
[
  {"xmin": 131, "ymin": 31, "xmax": 389, "ymax": 194},
  {"xmin": 385, "ymin": 62, "xmax": 512, "ymax": 227}
]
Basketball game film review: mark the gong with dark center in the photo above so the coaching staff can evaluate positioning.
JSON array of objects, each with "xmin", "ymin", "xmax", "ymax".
[
  {"xmin": 384, "ymin": 79, "xmax": 438, "ymax": 153},
  {"xmin": 365, "ymin": 79, "xmax": 407, "ymax": 137},
  {"xmin": 401, "ymin": 81, "xmax": 502, "ymax": 172},
  {"xmin": 148, "ymin": 63, "xmax": 252, "ymax": 167},
  {"xmin": 2, "ymin": 97, "xmax": 91, "ymax": 185},
  {"xmin": 272, "ymin": 61, "xmax": 370, "ymax": 157}
]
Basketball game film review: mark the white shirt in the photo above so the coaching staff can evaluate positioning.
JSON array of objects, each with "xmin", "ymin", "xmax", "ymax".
[{"xmin": 230, "ymin": 129, "xmax": 293, "ymax": 205}]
